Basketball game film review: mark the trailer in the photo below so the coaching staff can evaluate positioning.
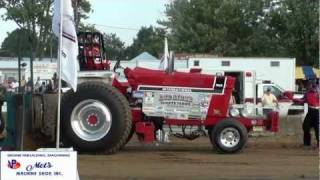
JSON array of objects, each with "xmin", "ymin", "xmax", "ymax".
[
  {"xmin": 117, "ymin": 57, "xmax": 296, "ymax": 92},
  {"xmin": 187, "ymin": 57, "xmax": 296, "ymax": 91}
]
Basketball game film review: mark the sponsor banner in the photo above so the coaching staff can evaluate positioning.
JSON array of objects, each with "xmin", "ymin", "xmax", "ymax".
[
  {"xmin": 1, "ymin": 151, "xmax": 77, "ymax": 180},
  {"xmin": 142, "ymin": 91, "xmax": 211, "ymax": 120}
]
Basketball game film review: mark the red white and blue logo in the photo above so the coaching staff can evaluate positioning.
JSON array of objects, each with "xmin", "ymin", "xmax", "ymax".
[{"xmin": 7, "ymin": 159, "xmax": 21, "ymax": 169}]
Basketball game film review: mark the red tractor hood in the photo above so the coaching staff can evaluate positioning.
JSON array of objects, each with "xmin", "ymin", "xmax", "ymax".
[{"xmin": 124, "ymin": 67, "xmax": 235, "ymax": 91}]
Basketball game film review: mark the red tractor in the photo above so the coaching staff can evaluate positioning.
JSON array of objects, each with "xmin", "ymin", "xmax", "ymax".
[{"xmin": 60, "ymin": 32, "xmax": 279, "ymax": 154}]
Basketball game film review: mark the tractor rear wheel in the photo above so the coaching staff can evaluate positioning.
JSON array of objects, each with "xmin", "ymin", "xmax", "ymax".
[
  {"xmin": 61, "ymin": 82, "xmax": 132, "ymax": 154},
  {"xmin": 211, "ymin": 119, "xmax": 247, "ymax": 153}
]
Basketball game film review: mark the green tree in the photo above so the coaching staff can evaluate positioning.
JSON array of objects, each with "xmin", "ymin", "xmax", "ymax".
[
  {"xmin": 0, "ymin": 0, "xmax": 54, "ymax": 59},
  {"xmin": 126, "ymin": 26, "xmax": 166, "ymax": 59},
  {"xmin": 0, "ymin": 28, "xmax": 34, "ymax": 57},
  {"xmin": 78, "ymin": 23, "xmax": 97, "ymax": 32},
  {"xmin": 160, "ymin": 0, "xmax": 270, "ymax": 55},
  {"xmin": 72, "ymin": 0, "xmax": 92, "ymax": 29},
  {"xmin": 103, "ymin": 33, "xmax": 126, "ymax": 60},
  {"xmin": 265, "ymin": 0, "xmax": 319, "ymax": 66},
  {"xmin": 0, "ymin": 0, "xmax": 92, "ymax": 59},
  {"xmin": 159, "ymin": 0, "xmax": 319, "ymax": 65}
]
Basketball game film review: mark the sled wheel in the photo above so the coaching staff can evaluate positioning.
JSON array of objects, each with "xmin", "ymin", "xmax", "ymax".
[
  {"xmin": 211, "ymin": 119, "xmax": 247, "ymax": 153},
  {"xmin": 61, "ymin": 82, "xmax": 132, "ymax": 154}
]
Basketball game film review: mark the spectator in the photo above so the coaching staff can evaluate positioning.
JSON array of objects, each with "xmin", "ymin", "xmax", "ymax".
[
  {"xmin": 297, "ymin": 80, "xmax": 305, "ymax": 92},
  {"xmin": 0, "ymin": 84, "xmax": 6, "ymax": 139},
  {"xmin": 52, "ymin": 73, "xmax": 59, "ymax": 92},
  {"xmin": 34, "ymin": 77, "xmax": 41, "ymax": 93},
  {"xmin": 46, "ymin": 80, "xmax": 54, "ymax": 93},
  {"xmin": 12, "ymin": 80, "xmax": 19, "ymax": 92},
  {"xmin": 298, "ymin": 82, "xmax": 319, "ymax": 149},
  {"xmin": 38, "ymin": 82, "xmax": 47, "ymax": 94},
  {"xmin": 261, "ymin": 87, "xmax": 278, "ymax": 115},
  {"xmin": 19, "ymin": 79, "xmax": 26, "ymax": 92},
  {"xmin": 3, "ymin": 79, "xmax": 9, "ymax": 89},
  {"xmin": 7, "ymin": 80, "xmax": 15, "ymax": 92},
  {"xmin": 26, "ymin": 78, "xmax": 33, "ymax": 92}
]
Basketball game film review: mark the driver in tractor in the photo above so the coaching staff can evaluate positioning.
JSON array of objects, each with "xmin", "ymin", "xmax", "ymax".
[{"xmin": 82, "ymin": 32, "xmax": 110, "ymax": 71}]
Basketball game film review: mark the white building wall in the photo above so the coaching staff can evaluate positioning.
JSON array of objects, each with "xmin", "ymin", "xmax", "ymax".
[
  {"xmin": 0, "ymin": 60, "xmax": 58, "ymax": 82},
  {"xmin": 188, "ymin": 57, "xmax": 295, "ymax": 91},
  {"xmin": 25, "ymin": 61, "xmax": 57, "ymax": 81}
]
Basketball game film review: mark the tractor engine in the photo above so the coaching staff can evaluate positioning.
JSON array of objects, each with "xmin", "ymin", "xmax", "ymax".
[
  {"xmin": 122, "ymin": 67, "xmax": 236, "ymax": 143},
  {"xmin": 124, "ymin": 67, "xmax": 234, "ymax": 121}
]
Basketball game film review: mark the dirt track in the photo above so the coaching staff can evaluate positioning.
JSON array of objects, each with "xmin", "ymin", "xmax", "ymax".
[{"xmin": 78, "ymin": 136, "xmax": 319, "ymax": 180}]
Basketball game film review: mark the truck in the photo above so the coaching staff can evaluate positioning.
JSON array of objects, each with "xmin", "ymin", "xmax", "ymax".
[{"xmin": 177, "ymin": 68, "xmax": 303, "ymax": 117}]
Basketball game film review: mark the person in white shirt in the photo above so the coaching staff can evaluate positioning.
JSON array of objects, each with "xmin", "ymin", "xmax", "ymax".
[
  {"xmin": 262, "ymin": 87, "xmax": 278, "ymax": 115},
  {"xmin": 34, "ymin": 77, "xmax": 41, "ymax": 93}
]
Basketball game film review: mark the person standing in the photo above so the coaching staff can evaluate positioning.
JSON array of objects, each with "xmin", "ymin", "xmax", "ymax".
[
  {"xmin": 39, "ymin": 82, "xmax": 47, "ymax": 94},
  {"xmin": 34, "ymin": 77, "xmax": 41, "ymax": 93},
  {"xmin": 0, "ymin": 84, "xmax": 6, "ymax": 139},
  {"xmin": 52, "ymin": 73, "xmax": 59, "ymax": 92},
  {"xmin": 26, "ymin": 77, "xmax": 33, "ymax": 92},
  {"xmin": 300, "ymin": 82, "xmax": 319, "ymax": 148},
  {"xmin": 46, "ymin": 80, "xmax": 54, "ymax": 93},
  {"xmin": 261, "ymin": 87, "xmax": 278, "ymax": 115}
]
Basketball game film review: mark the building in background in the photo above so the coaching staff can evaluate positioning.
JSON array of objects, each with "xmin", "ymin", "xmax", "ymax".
[{"xmin": 0, "ymin": 57, "xmax": 57, "ymax": 84}]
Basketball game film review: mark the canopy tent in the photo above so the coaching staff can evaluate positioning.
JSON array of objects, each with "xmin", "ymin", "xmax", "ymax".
[
  {"xmin": 295, "ymin": 66, "xmax": 319, "ymax": 79},
  {"xmin": 131, "ymin": 52, "xmax": 158, "ymax": 61},
  {"xmin": 313, "ymin": 68, "xmax": 320, "ymax": 78},
  {"xmin": 295, "ymin": 67, "xmax": 304, "ymax": 79}
]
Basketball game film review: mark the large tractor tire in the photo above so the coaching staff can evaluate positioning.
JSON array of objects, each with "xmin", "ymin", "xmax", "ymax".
[
  {"xmin": 61, "ymin": 82, "xmax": 132, "ymax": 154},
  {"xmin": 210, "ymin": 119, "xmax": 248, "ymax": 153}
]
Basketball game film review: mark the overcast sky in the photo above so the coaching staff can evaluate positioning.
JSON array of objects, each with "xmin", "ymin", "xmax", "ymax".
[{"xmin": 0, "ymin": 0, "xmax": 170, "ymax": 47}]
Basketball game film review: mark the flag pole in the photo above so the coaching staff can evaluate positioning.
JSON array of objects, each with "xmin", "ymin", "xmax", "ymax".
[{"xmin": 56, "ymin": 0, "xmax": 63, "ymax": 149}]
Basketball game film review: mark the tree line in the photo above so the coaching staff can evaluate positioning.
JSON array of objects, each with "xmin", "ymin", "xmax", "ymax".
[{"xmin": 0, "ymin": 0, "xmax": 318, "ymax": 66}]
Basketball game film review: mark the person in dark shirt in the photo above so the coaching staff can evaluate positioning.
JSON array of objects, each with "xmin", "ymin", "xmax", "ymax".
[
  {"xmin": 299, "ymin": 82, "xmax": 319, "ymax": 148},
  {"xmin": 0, "ymin": 84, "xmax": 6, "ymax": 139}
]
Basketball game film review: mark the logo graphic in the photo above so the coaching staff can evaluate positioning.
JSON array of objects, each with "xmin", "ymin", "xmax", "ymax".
[
  {"xmin": 26, "ymin": 162, "xmax": 53, "ymax": 171},
  {"xmin": 7, "ymin": 159, "xmax": 21, "ymax": 169}
]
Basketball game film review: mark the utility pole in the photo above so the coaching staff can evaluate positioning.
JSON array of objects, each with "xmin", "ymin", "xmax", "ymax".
[
  {"xmin": 50, "ymin": 36, "xmax": 53, "ymax": 62},
  {"xmin": 73, "ymin": 0, "xmax": 80, "ymax": 30},
  {"xmin": 18, "ymin": 33, "xmax": 22, "ymax": 92},
  {"xmin": 28, "ymin": 30, "xmax": 34, "ymax": 92}
]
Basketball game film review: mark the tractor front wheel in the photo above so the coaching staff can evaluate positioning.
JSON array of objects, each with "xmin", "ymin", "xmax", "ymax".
[
  {"xmin": 61, "ymin": 82, "xmax": 132, "ymax": 154},
  {"xmin": 210, "ymin": 119, "xmax": 248, "ymax": 153}
]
